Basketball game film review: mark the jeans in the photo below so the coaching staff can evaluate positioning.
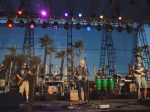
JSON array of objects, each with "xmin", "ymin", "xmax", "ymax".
[{"xmin": 76, "ymin": 80, "xmax": 88, "ymax": 100}]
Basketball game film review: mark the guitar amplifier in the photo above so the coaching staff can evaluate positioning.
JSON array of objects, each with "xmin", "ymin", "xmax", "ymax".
[{"xmin": 70, "ymin": 89, "xmax": 84, "ymax": 101}]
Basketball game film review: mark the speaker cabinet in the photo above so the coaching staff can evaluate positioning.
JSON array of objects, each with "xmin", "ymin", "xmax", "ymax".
[{"xmin": 70, "ymin": 89, "xmax": 84, "ymax": 101}]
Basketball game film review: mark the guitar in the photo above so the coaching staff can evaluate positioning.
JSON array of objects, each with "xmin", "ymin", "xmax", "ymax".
[
  {"xmin": 132, "ymin": 68, "xmax": 150, "ymax": 77},
  {"xmin": 74, "ymin": 74, "xmax": 87, "ymax": 81},
  {"xmin": 17, "ymin": 74, "xmax": 24, "ymax": 86}
]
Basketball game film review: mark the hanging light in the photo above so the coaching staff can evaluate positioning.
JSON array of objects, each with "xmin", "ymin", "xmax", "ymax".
[
  {"xmin": 42, "ymin": 21, "xmax": 49, "ymax": 28},
  {"xmin": 53, "ymin": 21, "xmax": 58, "ymax": 30},
  {"xmin": 29, "ymin": 20, "xmax": 35, "ymax": 29},
  {"xmin": 64, "ymin": 22, "xmax": 69, "ymax": 30},
  {"xmin": 18, "ymin": 19, "xmax": 25, "ymax": 27},
  {"xmin": 6, "ymin": 20, "xmax": 14, "ymax": 28},
  {"xmin": 86, "ymin": 23, "xmax": 91, "ymax": 31},
  {"xmin": 17, "ymin": 9, "xmax": 23, "ymax": 16},
  {"xmin": 96, "ymin": 24, "xmax": 102, "ymax": 31},
  {"xmin": 117, "ymin": 25, "xmax": 122, "ymax": 32},
  {"xmin": 76, "ymin": 23, "xmax": 81, "ymax": 30},
  {"xmin": 126, "ymin": 24, "xmax": 132, "ymax": 33}
]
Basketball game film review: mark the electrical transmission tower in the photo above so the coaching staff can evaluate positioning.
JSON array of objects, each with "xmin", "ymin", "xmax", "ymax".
[
  {"xmin": 132, "ymin": 24, "xmax": 150, "ymax": 79},
  {"xmin": 23, "ymin": 23, "xmax": 35, "ymax": 65},
  {"xmin": 99, "ymin": 30, "xmax": 115, "ymax": 77}
]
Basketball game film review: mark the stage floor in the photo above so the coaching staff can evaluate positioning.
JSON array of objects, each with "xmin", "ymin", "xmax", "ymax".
[{"xmin": 1, "ymin": 99, "xmax": 150, "ymax": 112}]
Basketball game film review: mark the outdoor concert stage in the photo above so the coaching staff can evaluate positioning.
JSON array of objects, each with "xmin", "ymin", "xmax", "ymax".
[{"xmin": 1, "ymin": 97, "xmax": 150, "ymax": 112}]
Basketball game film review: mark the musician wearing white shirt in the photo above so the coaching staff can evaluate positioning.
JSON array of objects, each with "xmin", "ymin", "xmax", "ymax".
[{"xmin": 74, "ymin": 59, "xmax": 88, "ymax": 102}]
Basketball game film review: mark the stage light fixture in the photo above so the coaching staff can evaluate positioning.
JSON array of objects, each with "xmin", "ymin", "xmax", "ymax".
[
  {"xmin": 6, "ymin": 20, "xmax": 14, "ymax": 28},
  {"xmin": 17, "ymin": 9, "xmax": 23, "ymax": 15},
  {"xmin": 64, "ymin": 22, "xmax": 69, "ymax": 30},
  {"xmin": 117, "ymin": 25, "xmax": 122, "ymax": 32},
  {"xmin": 76, "ymin": 23, "xmax": 81, "ymax": 30},
  {"xmin": 29, "ymin": 20, "xmax": 35, "ymax": 29},
  {"xmin": 126, "ymin": 25, "xmax": 132, "ymax": 33},
  {"xmin": 118, "ymin": 16, "xmax": 122, "ymax": 20},
  {"xmin": 86, "ymin": 23, "xmax": 91, "ymax": 31},
  {"xmin": 19, "ymin": 20, "xmax": 25, "ymax": 27},
  {"xmin": 100, "ymin": 15, "xmax": 104, "ymax": 19},
  {"xmin": 108, "ymin": 24, "xmax": 113, "ymax": 32},
  {"xmin": 41, "ymin": 10, "xmax": 47, "ymax": 17},
  {"xmin": 103, "ymin": 23, "xmax": 108, "ymax": 30},
  {"xmin": 96, "ymin": 24, "xmax": 102, "ymax": 31},
  {"xmin": 65, "ymin": 13, "xmax": 68, "ymax": 17},
  {"xmin": 42, "ymin": 21, "xmax": 49, "ymax": 28},
  {"xmin": 53, "ymin": 21, "xmax": 58, "ymax": 30},
  {"xmin": 78, "ymin": 13, "xmax": 82, "ymax": 17}
]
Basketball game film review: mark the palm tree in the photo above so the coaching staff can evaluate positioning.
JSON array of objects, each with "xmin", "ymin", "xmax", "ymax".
[
  {"xmin": 6, "ymin": 46, "xmax": 17, "ymax": 72},
  {"xmin": 55, "ymin": 50, "xmax": 66, "ymax": 80},
  {"xmin": 67, "ymin": 48, "xmax": 75, "ymax": 80},
  {"xmin": 74, "ymin": 40, "xmax": 84, "ymax": 59},
  {"xmin": 39, "ymin": 35, "xmax": 54, "ymax": 75},
  {"xmin": 7, "ymin": 46, "xmax": 17, "ymax": 56},
  {"xmin": 48, "ymin": 46, "xmax": 54, "ymax": 79}
]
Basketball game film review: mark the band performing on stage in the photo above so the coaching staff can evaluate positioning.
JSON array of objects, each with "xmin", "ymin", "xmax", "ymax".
[{"xmin": 0, "ymin": 55, "xmax": 149, "ymax": 104}]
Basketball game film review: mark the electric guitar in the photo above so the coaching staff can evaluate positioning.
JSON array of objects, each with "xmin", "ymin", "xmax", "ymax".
[
  {"xmin": 17, "ymin": 74, "xmax": 24, "ymax": 86},
  {"xmin": 74, "ymin": 74, "xmax": 87, "ymax": 81},
  {"xmin": 132, "ymin": 68, "xmax": 150, "ymax": 77}
]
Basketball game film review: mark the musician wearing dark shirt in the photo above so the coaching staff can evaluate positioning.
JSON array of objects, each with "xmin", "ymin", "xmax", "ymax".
[
  {"xmin": 17, "ymin": 63, "xmax": 30, "ymax": 103},
  {"xmin": 74, "ymin": 59, "xmax": 88, "ymax": 102}
]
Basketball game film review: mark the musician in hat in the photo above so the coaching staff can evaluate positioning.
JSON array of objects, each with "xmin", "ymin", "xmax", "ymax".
[{"xmin": 132, "ymin": 55, "xmax": 148, "ymax": 101}]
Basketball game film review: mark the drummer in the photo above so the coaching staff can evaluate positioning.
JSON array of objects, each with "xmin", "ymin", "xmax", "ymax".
[{"xmin": 96, "ymin": 69, "xmax": 105, "ymax": 79}]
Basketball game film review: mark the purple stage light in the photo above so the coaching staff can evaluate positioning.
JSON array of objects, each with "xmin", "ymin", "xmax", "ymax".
[
  {"xmin": 41, "ymin": 10, "xmax": 47, "ymax": 16},
  {"xmin": 65, "ymin": 13, "xmax": 68, "ymax": 17}
]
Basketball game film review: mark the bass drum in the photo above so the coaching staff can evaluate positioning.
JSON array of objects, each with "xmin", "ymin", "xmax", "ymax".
[{"xmin": 47, "ymin": 86, "xmax": 58, "ymax": 94}]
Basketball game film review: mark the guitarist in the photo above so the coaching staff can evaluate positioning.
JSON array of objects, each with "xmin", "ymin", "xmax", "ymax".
[
  {"xmin": 16, "ymin": 63, "xmax": 30, "ymax": 103},
  {"xmin": 74, "ymin": 59, "xmax": 88, "ymax": 103},
  {"xmin": 132, "ymin": 55, "xmax": 147, "ymax": 101}
]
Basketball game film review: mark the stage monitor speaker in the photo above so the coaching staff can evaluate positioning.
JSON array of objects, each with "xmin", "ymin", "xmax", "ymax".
[
  {"xmin": 0, "ymin": 91, "xmax": 22, "ymax": 108},
  {"xmin": 70, "ymin": 89, "xmax": 84, "ymax": 101}
]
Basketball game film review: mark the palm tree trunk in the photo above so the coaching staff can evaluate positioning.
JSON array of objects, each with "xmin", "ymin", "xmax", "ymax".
[
  {"xmin": 71, "ymin": 53, "xmax": 74, "ymax": 80},
  {"xmin": 49, "ymin": 52, "xmax": 53, "ymax": 79},
  {"xmin": 43, "ymin": 46, "xmax": 47, "ymax": 75},
  {"xmin": 60, "ymin": 56, "xmax": 64, "ymax": 80}
]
